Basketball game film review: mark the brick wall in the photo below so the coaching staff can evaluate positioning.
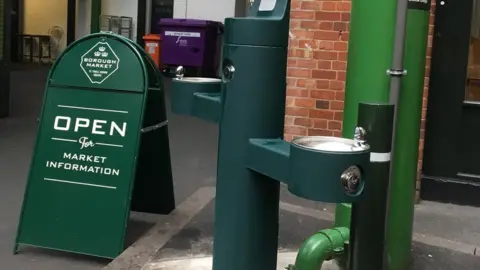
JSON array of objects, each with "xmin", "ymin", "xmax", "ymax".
[{"xmin": 285, "ymin": 0, "xmax": 436, "ymax": 201}]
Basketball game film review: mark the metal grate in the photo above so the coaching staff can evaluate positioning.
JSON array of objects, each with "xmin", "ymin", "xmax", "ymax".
[{"xmin": 99, "ymin": 15, "xmax": 133, "ymax": 39}]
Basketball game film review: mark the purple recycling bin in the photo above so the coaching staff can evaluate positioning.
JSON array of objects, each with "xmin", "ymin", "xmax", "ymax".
[{"xmin": 159, "ymin": 18, "xmax": 223, "ymax": 77}]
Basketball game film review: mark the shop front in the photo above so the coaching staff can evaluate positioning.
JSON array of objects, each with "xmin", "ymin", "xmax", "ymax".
[{"xmin": 422, "ymin": 0, "xmax": 480, "ymax": 206}]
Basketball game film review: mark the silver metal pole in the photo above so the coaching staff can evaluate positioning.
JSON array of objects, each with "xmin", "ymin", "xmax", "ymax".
[{"xmin": 385, "ymin": 0, "xmax": 410, "ymax": 268}]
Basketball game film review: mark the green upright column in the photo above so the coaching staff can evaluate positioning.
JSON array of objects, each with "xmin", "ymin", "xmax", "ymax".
[
  {"xmin": 90, "ymin": 0, "xmax": 102, "ymax": 33},
  {"xmin": 386, "ymin": 1, "xmax": 431, "ymax": 269},
  {"xmin": 212, "ymin": 1, "xmax": 291, "ymax": 270},
  {"xmin": 335, "ymin": 0, "xmax": 398, "ymax": 238}
]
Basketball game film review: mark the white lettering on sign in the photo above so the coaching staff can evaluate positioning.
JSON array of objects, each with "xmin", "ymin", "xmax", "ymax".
[
  {"xmin": 53, "ymin": 116, "xmax": 127, "ymax": 137},
  {"xmin": 176, "ymin": 36, "xmax": 188, "ymax": 46},
  {"xmin": 80, "ymin": 42, "xmax": 120, "ymax": 84},
  {"xmin": 45, "ymin": 152, "xmax": 120, "ymax": 177},
  {"xmin": 78, "ymin": 137, "xmax": 95, "ymax": 149},
  {"xmin": 164, "ymin": 31, "xmax": 201, "ymax": 38}
]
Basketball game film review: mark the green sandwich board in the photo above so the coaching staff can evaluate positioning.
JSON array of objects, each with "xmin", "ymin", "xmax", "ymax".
[{"xmin": 14, "ymin": 33, "xmax": 175, "ymax": 259}]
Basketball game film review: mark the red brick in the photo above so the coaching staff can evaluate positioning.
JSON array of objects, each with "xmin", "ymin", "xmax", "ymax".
[
  {"xmin": 291, "ymin": 10, "xmax": 315, "ymax": 20},
  {"xmin": 315, "ymin": 11, "xmax": 341, "ymax": 21},
  {"xmin": 285, "ymin": 116, "xmax": 294, "ymax": 125},
  {"xmin": 287, "ymin": 88, "xmax": 309, "ymax": 97},
  {"xmin": 295, "ymin": 98, "xmax": 316, "ymax": 108},
  {"xmin": 335, "ymin": 91, "xmax": 345, "ymax": 100},
  {"xmin": 341, "ymin": 12, "xmax": 350, "ymax": 21},
  {"xmin": 340, "ymin": 32, "xmax": 349, "ymax": 41},
  {"xmin": 290, "ymin": 30, "xmax": 315, "ymax": 39},
  {"xmin": 337, "ymin": 2, "xmax": 351, "ymax": 11},
  {"xmin": 314, "ymin": 30, "xmax": 340, "ymax": 41},
  {"xmin": 312, "ymin": 70, "xmax": 336, "ymax": 80},
  {"xmin": 332, "ymin": 61, "xmax": 347, "ymax": 71},
  {"xmin": 330, "ymin": 101, "xmax": 344, "ymax": 111},
  {"xmin": 317, "ymin": 60, "xmax": 332, "ymax": 69},
  {"xmin": 285, "ymin": 126, "xmax": 307, "ymax": 136},
  {"xmin": 310, "ymin": 109, "xmax": 335, "ymax": 120},
  {"xmin": 296, "ymin": 79, "xmax": 315, "ymax": 88},
  {"xmin": 286, "ymin": 97, "xmax": 294, "ymax": 106},
  {"xmin": 297, "ymin": 59, "xmax": 317, "ymax": 69},
  {"xmin": 333, "ymin": 22, "xmax": 348, "ymax": 31},
  {"xmin": 334, "ymin": 41, "xmax": 348, "ymax": 51},
  {"xmin": 308, "ymin": 129, "xmax": 333, "ymax": 136},
  {"xmin": 338, "ymin": 52, "xmax": 348, "ymax": 61},
  {"xmin": 288, "ymin": 68, "xmax": 311, "ymax": 78},
  {"xmin": 318, "ymin": 41, "xmax": 335, "ymax": 50},
  {"xmin": 313, "ymin": 51, "xmax": 338, "ymax": 60},
  {"xmin": 315, "ymin": 80, "xmax": 330, "ymax": 89},
  {"xmin": 300, "ymin": 20, "xmax": 319, "ymax": 29},
  {"xmin": 334, "ymin": 111, "xmax": 343, "ymax": 121},
  {"xmin": 301, "ymin": 1, "xmax": 321, "ymax": 10},
  {"xmin": 311, "ymin": 90, "xmax": 335, "ymax": 100},
  {"xmin": 328, "ymin": 121, "xmax": 342, "ymax": 131},
  {"xmin": 294, "ymin": 117, "xmax": 313, "ymax": 127},
  {"xmin": 330, "ymin": 80, "xmax": 344, "ymax": 90},
  {"xmin": 286, "ymin": 106, "xmax": 309, "ymax": 117},
  {"xmin": 313, "ymin": 119, "xmax": 328, "ymax": 129},
  {"xmin": 319, "ymin": 22, "xmax": 334, "ymax": 30},
  {"xmin": 321, "ymin": 2, "xmax": 337, "ymax": 11}
]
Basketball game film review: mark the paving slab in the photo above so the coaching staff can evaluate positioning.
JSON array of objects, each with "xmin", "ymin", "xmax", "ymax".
[{"xmin": 142, "ymin": 253, "xmax": 338, "ymax": 270}]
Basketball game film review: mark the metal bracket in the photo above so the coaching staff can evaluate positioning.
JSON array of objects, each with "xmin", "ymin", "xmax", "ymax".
[
  {"xmin": 386, "ymin": 69, "xmax": 407, "ymax": 76},
  {"xmin": 141, "ymin": 120, "xmax": 168, "ymax": 133}
]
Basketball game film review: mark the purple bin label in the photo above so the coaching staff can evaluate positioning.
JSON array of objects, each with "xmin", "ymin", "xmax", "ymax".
[{"xmin": 164, "ymin": 31, "xmax": 201, "ymax": 47}]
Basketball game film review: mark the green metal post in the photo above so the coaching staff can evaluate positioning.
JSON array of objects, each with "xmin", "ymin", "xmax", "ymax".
[
  {"xmin": 349, "ymin": 103, "xmax": 395, "ymax": 270},
  {"xmin": 335, "ymin": 0, "xmax": 398, "ymax": 245},
  {"xmin": 211, "ymin": 1, "xmax": 291, "ymax": 269},
  {"xmin": 90, "ymin": 0, "xmax": 102, "ymax": 33},
  {"xmin": 386, "ymin": 2, "xmax": 431, "ymax": 269}
]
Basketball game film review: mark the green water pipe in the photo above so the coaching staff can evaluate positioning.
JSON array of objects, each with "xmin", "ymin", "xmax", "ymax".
[{"xmin": 291, "ymin": 227, "xmax": 349, "ymax": 270}]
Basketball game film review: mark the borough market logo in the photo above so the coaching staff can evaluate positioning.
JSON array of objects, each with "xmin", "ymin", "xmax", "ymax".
[{"xmin": 80, "ymin": 42, "xmax": 120, "ymax": 84}]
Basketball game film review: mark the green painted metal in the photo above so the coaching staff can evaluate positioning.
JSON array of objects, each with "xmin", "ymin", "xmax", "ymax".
[
  {"xmin": 334, "ymin": 204, "xmax": 351, "ymax": 270},
  {"xmin": 292, "ymin": 227, "xmax": 350, "ymax": 270},
  {"xmin": 211, "ymin": 1, "xmax": 291, "ymax": 269},
  {"xmin": 288, "ymin": 138, "xmax": 369, "ymax": 203},
  {"xmin": 348, "ymin": 103, "xmax": 394, "ymax": 270},
  {"xmin": 334, "ymin": 203, "xmax": 351, "ymax": 227},
  {"xmin": 14, "ymin": 33, "xmax": 174, "ymax": 259},
  {"xmin": 171, "ymin": 78, "xmax": 222, "ymax": 123},
  {"xmin": 90, "ymin": 0, "xmax": 102, "ymax": 33},
  {"xmin": 247, "ymin": 138, "xmax": 291, "ymax": 184},
  {"xmin": 387, "ymin": 3, "xmax": 431, "ymax": 269},
  {"xmin": 246, "ymin": 138, "xmax": 369, "ymax": 203},
  {"xmin": 336, "ymin": 0, "xmax": 399, "ymax": 246}
]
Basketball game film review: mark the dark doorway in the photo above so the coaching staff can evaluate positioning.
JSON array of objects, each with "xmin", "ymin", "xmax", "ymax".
[
  {"xmin": 150, "ymin": 0, "xmax": 173, "ymax": 34},
  {"xmin": 422, "ymin": 0, "xmax": 480, "ymax": 206},
  {"xmin": 10, "ymin": 0, "xmax": 18, "ymax": 62},
  {"xmin": 66, "ymin": 0, "xmax": 76, "ymax": 45},
  {"xmin": 0, "ymin": 0, "xmax": 12, "ymax": 118}
]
